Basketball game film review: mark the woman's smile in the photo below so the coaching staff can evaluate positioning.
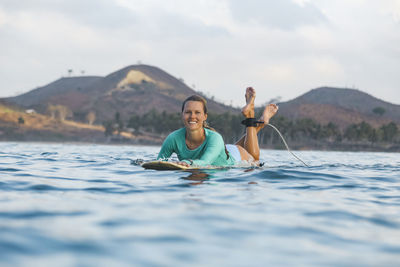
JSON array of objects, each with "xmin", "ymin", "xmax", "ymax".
[{"xmin": 187, "ymin": 120, "xmax": 200, "ymax": 128}]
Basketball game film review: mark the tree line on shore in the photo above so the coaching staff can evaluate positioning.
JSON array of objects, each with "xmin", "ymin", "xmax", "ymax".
[{"xmin": 103, "ymin": 109, "xmax": 399, "ymax": 147}]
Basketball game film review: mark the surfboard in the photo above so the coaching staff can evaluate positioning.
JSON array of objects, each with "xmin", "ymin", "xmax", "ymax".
[
  {"xmin": 142, "ymin": 161, "xmax": 199, "ymax": 170},
  {"xmin": 141, "ymin": 160, "xmax": 261, "ymax": 171}
]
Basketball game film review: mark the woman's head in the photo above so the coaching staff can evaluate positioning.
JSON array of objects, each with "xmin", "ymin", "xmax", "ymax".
[
  {"xmin": 181, "ymin": 95, "xmax": 208, "ymax": 131},
  {"xmin": 181, "ymin": 95, "xmax": 207, "ymax": 114}
]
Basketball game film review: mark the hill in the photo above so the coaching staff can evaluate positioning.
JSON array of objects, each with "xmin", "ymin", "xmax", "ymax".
[
  {"xmin": 5, "ymin": 65, "xmax": 236, "ymax": 124},
  {"xmin": 2, "ymin": 66, "xmax": 399, "ymax": 150},
  {"xmin": 4, "ymin": 76, "xmax": 102, "ymax": 108},
  {"xmin": 0, "ymin": 103, "xmax": 160, "ymax": 144},
  {"xmin": 276, "ymin": 87, "xmax": 400, "ymax": 129},
  {"xmin": 6, "ymin": 66, "xmax": 398, "ymax": 131}
]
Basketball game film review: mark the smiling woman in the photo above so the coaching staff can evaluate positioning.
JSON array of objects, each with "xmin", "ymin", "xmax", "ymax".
[{"xmin": 157, "ymin": 88, "xmax": 278, "ymax": 167}]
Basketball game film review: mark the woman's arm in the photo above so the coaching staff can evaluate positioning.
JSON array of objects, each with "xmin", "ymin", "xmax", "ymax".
[{"xmin": 157, "ymin": 134, "xmax": 175, "ymax": 160}]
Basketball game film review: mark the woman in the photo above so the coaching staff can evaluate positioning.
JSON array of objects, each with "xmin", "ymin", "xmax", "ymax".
[{"xmin": 157, "ymin": 87, "xmax": 278, "ymax": 167}]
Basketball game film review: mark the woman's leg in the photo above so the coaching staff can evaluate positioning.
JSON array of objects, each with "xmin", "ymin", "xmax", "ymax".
[
  {"xmin": 237, "ymin": 87, "xmax": 260, "ymax": 160},
  {"xmin": 235, "ymin": 103, "xmax": 279, "ymax": 148},
  {"xmin": 235, "ymin": 87, "xmax": 278, "ymax": 161}
]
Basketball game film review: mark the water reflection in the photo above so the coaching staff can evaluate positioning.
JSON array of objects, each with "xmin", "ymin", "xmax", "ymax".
[
  {"xmin": 181, "ymin": 167, "xmax": 260, "ymax": 185},
  {"xmin": 181, "ymin": 170, "xmax": 210, "ymax": 185}
]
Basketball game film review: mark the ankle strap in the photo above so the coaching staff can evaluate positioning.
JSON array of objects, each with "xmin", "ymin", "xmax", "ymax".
[{"xmin": 241, "ymin": 118, "xmax": 264, "ymax": 127}]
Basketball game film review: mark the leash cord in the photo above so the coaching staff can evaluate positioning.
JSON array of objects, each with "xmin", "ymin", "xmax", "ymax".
[{"xmin": 267, "ymin": 123, "xmax": 309, "ymax": 167}]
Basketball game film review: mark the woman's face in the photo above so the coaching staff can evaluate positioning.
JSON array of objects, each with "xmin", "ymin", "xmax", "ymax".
[{"xmin": 182, "ymin": 101, "xmax": 208, "ymax": 131}]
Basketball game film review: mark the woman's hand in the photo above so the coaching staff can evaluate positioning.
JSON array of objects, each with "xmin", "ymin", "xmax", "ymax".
[{"xmin": 176, "ymin": 161, "xmax": 190, "ymax": 167}]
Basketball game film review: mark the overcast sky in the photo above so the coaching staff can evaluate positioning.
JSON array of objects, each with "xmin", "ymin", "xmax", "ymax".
[{"xmin": 1, "ymin": 0, "xmax": 399, "ymax": 107}]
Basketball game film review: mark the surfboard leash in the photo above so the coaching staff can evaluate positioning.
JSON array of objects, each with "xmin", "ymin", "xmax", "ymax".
[{"xmin": 267, "ymin": 123, "xmax": 309, "ymax": 167}]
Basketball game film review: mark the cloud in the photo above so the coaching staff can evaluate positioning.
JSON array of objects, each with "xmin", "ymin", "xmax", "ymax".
[
  {"xmin": 228, "ymin": 0, "xmax": 327, "ymax": 30},
  {"xmin": 0, "ymin": 0, "xmax": 137, "ymax": 29},
  {"xmin": 112, "ymin": 0, "xmax": 231, "ymax": 39},
  {"xmin": 0, "ymin": 8, "xmax": 6, "ymax": 27},
  {"xmin": 0, "ymin": 0, "xmax": 399, "ymax": 106},
  {"xmin": 149, "ymin": 12, "xmax": 230, "ymax": 39}
]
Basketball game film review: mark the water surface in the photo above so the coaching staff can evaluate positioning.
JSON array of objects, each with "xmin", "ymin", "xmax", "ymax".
[{"xmin": 0, "ymin": 142, "xmax": 399, "ymax": 266}]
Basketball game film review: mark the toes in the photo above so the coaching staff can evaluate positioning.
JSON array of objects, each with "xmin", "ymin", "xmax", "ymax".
[
  {"xmin": 267, "ymin": 104, "xmax": 279, "ymax": 112},
  {"xmin": 246, "ymin": 87, "xmax": 255, "ymax": 96},
  {"xmin": 248, "ymin": 87, "xmax": 255, "ymax": 96}
]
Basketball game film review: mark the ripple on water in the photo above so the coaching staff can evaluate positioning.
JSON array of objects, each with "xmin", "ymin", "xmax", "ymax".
[
  {"xmin": 0, "ymin": 167, "xmax": 21, "ymax": 172},
  {"xmin": 0, "ymin": 226, "xmax": 106, "ymax": 256},
  {"xmin": 40, "ymin": 152, "xmax": 58, "ymax": 156},
  {"xmin": 34, "ymin": 158, "xmax": 57, "ymax": 162},
  {"xmin": 254, "ymin": 168, "xmax": 347, "ymax": 182},
  {"xmin": 304, "ymin": 210, "xmax": 399, "ymax": 228},
  {"xmin": 99, "ymin": 218, "xmax": 138, "ymax": 227},
  {"xmin": 28, "ymin": 184, "xmax": 62, "ymax": 191},
  {"xmin": 0, "ymin": 210, "xmax": 88, "ymax": 219}
]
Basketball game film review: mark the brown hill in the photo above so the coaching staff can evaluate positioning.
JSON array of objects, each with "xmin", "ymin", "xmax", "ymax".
[
  {"xmin": 0, "ymin": 103, "xmax": 104, "ymax": 141},
  {"xmin": 4, "ymin": 76, "xmax": 102, "ymax": 107},
  {"xmin": 276, "ymin": 87, "xmax": 400, "ymax": 129},
  {"xmin": 0, "ymin": 103, "xmax": 161, "ymax": 143},
  {"xmin": 5, "ymin": 65, "xmax": 236, "ymax": 124},
  {"xmin": 4, "ymin": 66, "xmax": 398, "ymax": 132}
]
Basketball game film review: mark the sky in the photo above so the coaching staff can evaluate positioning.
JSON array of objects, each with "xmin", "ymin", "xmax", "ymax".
[{"xmin": 0, "ymin": 0, "xmax": 399, "ymax": 107}]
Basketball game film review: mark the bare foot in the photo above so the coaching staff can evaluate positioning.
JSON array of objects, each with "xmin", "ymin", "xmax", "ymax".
[
  {"xmin": 259, "ymin": 104, "xmax": 278, "ymax": 126},
  {"xmin": 241, "ymin": 87, "xmax": 256, "ymax": 118}
]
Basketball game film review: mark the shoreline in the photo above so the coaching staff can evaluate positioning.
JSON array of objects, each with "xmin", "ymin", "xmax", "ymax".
[{"xmin": 1, "ymin": 139, "xmax": 399, "ymax": 153}]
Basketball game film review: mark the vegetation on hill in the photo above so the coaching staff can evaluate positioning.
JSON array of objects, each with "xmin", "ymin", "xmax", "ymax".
[
  {"xmin": 99, "ymin": 109, "xmax": 399, "ymax": 151},
  {"xmin": 2, "ymin": 101, "xmax": 399, "ymax": 151},
  {"xmin": 278, "ymin": 87, "xmax": 400, "ymax": 129},
  {"xmin": 0, "ymin": 104, "xmax": 160, "ymax": 144}
]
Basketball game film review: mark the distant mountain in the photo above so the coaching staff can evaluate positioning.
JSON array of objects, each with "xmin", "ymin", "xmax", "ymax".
[
  {"xmin": 4, "ymin": 65, "xmax": 236, "ymax": 123},
  {"xmin": 5, "ymin": 76, "xmax": 102, "ymax": 108},
  {"xmin": 4, "ymin": 66, "xmax": 399, "ymax": 131},
  {"xmin": 277, "ymin": 87, "xmax": 400, "ymax": 129}
]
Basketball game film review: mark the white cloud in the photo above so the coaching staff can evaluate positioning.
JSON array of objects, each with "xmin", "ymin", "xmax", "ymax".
[
  {"xmin": 260, "ymin": 64, "xmax": 295, "ymax": 82},
  {"xmin": 292, "ymin": 0, "xmax": 311, "ymax": 7},
  {"xmin": 0, "ymin": 0, "xmax": 399, "ymax": 106},
  {"xmin": 311, "ymin": 57, "xmax": 344, "ymax": 78},
  {"xmin": 0, "ymin": 7, "xmax": 6, "ymax": 27},
  {"xmin": 228, "ymin": 0, "xmax": 327, "ymax": 30},
  {"xmin": 0, "ymin": 0, "xmax": 137, "ymax": 29}
]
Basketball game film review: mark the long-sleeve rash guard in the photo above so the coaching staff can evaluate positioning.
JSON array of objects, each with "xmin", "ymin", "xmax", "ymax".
[{"xmin": 157, "ymin": 128, "xmax": 236, "ymax": 167}]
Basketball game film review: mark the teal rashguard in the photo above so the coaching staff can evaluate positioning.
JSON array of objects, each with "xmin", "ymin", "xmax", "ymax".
[{"xmin": 157, "ymin": 128, "xmax": 236, "ymax": 167}]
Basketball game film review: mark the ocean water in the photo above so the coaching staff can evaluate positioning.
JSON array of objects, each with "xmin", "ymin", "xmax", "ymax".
[{"xmin": 0, "ymin": 142, "xmax": 399, "ymax": 267}]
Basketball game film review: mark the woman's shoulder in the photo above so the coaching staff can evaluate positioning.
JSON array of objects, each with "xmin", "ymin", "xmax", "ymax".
[
  {"xmin": 166, "ymin": 128, "xmax": 186, "ymax": 140},
  {"xmin": 205, "ymin": 128, "xmax": 223, "ymax": 141}
]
